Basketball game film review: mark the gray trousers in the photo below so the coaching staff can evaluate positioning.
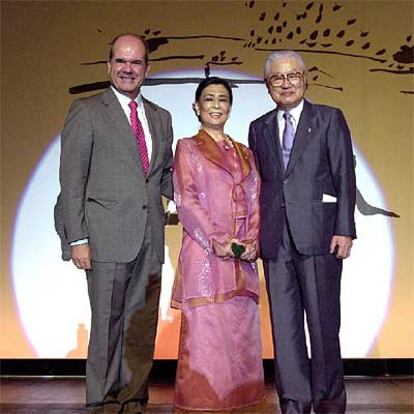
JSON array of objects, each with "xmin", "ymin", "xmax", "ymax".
[
  {"xmin": 85, "ymin": 224, "xmax": 161, "ymax": 410},
  {"xmin": 263, "ymin": 221, "xmax": 346, "ymax": 414}
]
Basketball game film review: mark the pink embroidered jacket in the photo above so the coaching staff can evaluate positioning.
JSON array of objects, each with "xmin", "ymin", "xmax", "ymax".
[{"xmin": 172, "ymin": 130, "xmax": 261, "ymax": 308}]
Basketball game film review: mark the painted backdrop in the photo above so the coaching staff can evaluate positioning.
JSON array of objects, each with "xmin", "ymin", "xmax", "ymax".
[{"xmin": 1, "ymin": 0, "xmax": 413, "ymax": 359}]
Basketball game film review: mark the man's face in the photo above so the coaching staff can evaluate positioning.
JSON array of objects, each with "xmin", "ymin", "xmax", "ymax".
[
  {"xmin": 265, "ymin": 57, "xmax": 307, "ymax": 111},
  {"xmin": 107, "ymin": 35, "xmax": 150, "ymax": 99}
]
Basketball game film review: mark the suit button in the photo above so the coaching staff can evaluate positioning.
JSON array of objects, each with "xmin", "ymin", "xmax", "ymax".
[
  {"xmin": 145, "ymin": 178, "xmax": 149, "ymax": 183},
  {"xmin": 283, "ymin": 179, "xmax": 289, "ymax": 184},
  {"xmin": 280, "ymin": 202, "xmax": 285, "ymax": 208},
  {"xmin": 142, "ymin": 205, "xmax": 147, "ymax": 210}
]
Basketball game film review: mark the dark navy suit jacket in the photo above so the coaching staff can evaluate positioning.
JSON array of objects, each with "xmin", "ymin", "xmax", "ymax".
[{"xmin": 248, "ymin": 99, "xmax": 356, "ymax": 258}]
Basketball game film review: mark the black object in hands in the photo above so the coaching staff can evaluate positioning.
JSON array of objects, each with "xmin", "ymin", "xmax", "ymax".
[{"xmin": 231, "ymin": 242, "xmax": 245, "ymax": 258}]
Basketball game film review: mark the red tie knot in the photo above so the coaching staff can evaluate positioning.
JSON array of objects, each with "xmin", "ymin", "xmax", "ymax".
[{"xmin": 129, "ymin": 100, "xmax": 138, "ymax": 111}]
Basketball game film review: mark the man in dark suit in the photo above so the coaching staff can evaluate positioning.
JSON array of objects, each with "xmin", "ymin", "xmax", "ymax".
[
  {"xmin": 56, "ymin": 33, "xmax": 173, "ymax": 413},
  {"xmin": 248, "ymin": 51, "xmax": 356, "ymax": 414}
]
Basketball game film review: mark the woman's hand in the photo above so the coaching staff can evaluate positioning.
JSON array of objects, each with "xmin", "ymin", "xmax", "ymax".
[
  {"xmin": 213, "ymin": 238, "xmax": 257, "ymax": 262},
  {"xmin": 212, "ymin": 238, "xmax": 241, "ymax": 259},
  {"xmin": 212, "ymin": 239, "xmax": 233, "ymax": 258},
  {"xmin": 240, "ymin": 242, "xmax": 257, "ymax": 262}
]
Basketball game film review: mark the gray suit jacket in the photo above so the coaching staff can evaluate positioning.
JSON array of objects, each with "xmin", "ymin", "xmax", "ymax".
[
  {"xmin": 249, "ymin": 99, "xmax": 356, "ymax": 258},
  {"xmin": 55, "ymin": 87, "xmax": 173, "ymax": 263}
]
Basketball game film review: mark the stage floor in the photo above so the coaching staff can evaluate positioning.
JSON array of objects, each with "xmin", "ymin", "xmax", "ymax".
[{"xmin": 0, "ymin": 377, "xmax": 412, "ymax": 413}]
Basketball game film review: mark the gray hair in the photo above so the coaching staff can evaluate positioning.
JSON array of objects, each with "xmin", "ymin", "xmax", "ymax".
[{"xmin": 264, "ymin": 51, "xmax": 307, "ymax": 78}]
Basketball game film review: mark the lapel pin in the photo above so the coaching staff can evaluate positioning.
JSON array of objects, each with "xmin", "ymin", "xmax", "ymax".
[{"xmin": 308, "ymin": 128, "xmax": 312, "ymax": 133}]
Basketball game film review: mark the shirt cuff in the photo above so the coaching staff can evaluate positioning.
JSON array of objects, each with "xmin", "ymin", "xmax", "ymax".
[{"xmin": 70, "ymin": 238, "xmax": 89, "ymax": 246}]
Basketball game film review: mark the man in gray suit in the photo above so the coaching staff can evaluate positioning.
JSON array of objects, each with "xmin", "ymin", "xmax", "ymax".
[
  {"xmin": 249, "ymin": 51, "xmax": 356, "ymax": 414},
  {"xmin": 57, "ymin": 33, "xmax": 173, "ymax": 413}
]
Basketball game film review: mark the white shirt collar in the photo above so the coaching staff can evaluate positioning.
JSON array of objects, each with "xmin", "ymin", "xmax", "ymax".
[
  {"xmin": 277, "ymin": 99, "xmax": 304, "ymax": 124},
  {"xmin": 111, "ymin": 86, "xmax": 144, "ymax": 107}
]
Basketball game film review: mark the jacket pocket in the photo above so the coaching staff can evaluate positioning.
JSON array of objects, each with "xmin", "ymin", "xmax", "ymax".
[{"xmin": 86, "ymin": 197, "xmax": 117, "ymax": 210}]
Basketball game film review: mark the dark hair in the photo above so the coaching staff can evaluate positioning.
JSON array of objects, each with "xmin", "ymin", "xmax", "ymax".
[
  {"xmin": 195, "ymin": 77, "xmax": 233, "ymax": 105},
  {"xmin": 108, "ymin": 33, "xmax": 149, "ymax": 64}
]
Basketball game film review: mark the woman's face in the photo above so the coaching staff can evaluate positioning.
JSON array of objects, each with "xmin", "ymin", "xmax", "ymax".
[{"xmin": 194, "ymin": 84, "xmax": 232, "ymax": 130}]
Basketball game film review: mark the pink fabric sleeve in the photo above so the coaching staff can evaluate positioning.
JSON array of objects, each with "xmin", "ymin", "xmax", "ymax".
[
  {"xmin": 243, "ymin": 151, "xmax": 261, "ymax": 251},
  {"xmin": 173, "ymin": 140, "xmax": 231, "ymax": 253}
]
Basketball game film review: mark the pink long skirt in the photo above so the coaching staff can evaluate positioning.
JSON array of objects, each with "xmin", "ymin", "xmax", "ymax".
[{"xmin": 174, "ymin": 296, "xmax": 265, "ymax": 411}]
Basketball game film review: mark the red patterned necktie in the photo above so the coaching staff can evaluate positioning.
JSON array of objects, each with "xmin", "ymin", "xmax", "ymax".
[{"xmin": 128, "ymin": 100, "xmax": 150, "ymax": 175}]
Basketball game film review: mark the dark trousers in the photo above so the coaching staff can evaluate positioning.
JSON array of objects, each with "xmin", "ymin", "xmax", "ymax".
[
  {"xmin": 85, "ymin": 224, "xmax": 161, "ymax": 412},
  {"xmin": 263, "ymin": 221, "xmax": 346, "ymax": 414}
]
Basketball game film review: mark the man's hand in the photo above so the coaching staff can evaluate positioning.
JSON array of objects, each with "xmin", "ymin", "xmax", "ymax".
[
  {"xmin": 330, "ymin": 235, "xmax": 353, "ymax": 259},
  {"xmin": 71, "ymin": 243, "xmax": 92, "ymax": 270}
]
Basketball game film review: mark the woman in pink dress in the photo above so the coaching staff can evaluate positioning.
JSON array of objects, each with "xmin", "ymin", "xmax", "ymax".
[{"xmin": 172, "ymin": 77, "xmax": 264, "ymax": 412}]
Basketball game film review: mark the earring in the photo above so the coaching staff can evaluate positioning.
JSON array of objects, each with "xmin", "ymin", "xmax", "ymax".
[{"xmin": 193, "ymin": 104, "xmax": 200, "ymax": 117}]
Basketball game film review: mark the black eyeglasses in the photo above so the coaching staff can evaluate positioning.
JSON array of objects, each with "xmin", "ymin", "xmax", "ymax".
[{"xmin": 268, "ymin": 72, "xmax": 303, "ymax": 87}]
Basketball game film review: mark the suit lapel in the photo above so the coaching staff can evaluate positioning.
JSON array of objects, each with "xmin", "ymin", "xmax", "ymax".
[
  {"xmin": 263, "ymin": 110, "xmax": 284, "ymax": 172},
  {"xmin": 101, "ymin": 88, "xmax": 144, "ymax": 173},
  {"xmin": 194, "ymin": 130, "xmax": 252, "ymax": 181},
  {"xmin": 193, "ymin": 130, "xmax": 233, "ymax": 174},
  {"xmin": 286, "ymin": 100, "xmax": 316, "ymax": 175},
  {"xmin": 231, "ymin": 137, "xmax": 251, "ymax": 180},
  {"xmin": 143, "ymin": 97, "xmax": 160, "ymax": 175}
]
